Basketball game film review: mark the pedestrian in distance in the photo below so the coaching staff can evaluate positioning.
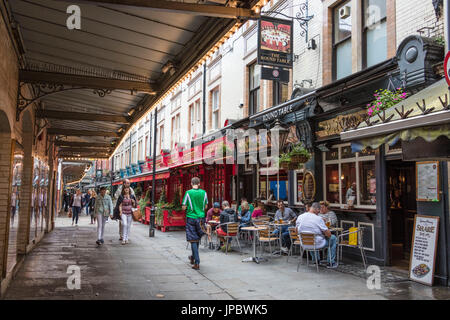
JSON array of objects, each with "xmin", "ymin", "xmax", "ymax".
[
  {"xmin": 85, "ymin": 190, "xmax": 91, "ymax": 216},
  {"xmin": 95, "ymin": 186, "xmax": 114, "ymax": 246},
  {"xmin": 70, "ymin": 189, "xmax": 84, "ymax": 226},
  {"xmin": 182, "ymin": 177, "xmax": 207, "ymax": 270},
  {"xmin": 89, "ymin": 190, "xmax": 97, "ymax": 224},
  {"xmin": 114, "ymin": 179, "xmax": 136, "ymax": 241},
  {"xmin": 119, "ymin": 186, "xmax": 136, "ymax": 245}
]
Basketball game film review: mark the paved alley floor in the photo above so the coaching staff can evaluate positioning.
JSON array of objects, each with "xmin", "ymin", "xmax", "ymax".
[{"xmin": 3, "ymin": 214, "xmax": 450, "ymax": 300}]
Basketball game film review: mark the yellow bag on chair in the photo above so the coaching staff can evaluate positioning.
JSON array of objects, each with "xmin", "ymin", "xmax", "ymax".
[{"xmin": 349, "ymin": 227, "xmax": 358, "ymax": 246}]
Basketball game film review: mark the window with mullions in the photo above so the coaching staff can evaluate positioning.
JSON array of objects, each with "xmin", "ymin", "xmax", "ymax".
[
  {"xmin": 363, "ymin": 0, "xmax": 387, "ymax": 68},
  {"xmin": 258, "ymin": 163, "xmax": 288, "ymax": 202},
  {"xmin": 323, "ymin": 144, "xmax": 376, "ymax": 208},
  {"xmin": 333, "ymin": 1, "xmax": 352, "ymax": 80},
  {"xmin": 273, "ymin": 81, "xmax": 289, "ymax": 105},
  {"xmin": 249, "ymin": 63, "xmax": 260, "ymax": 115}
]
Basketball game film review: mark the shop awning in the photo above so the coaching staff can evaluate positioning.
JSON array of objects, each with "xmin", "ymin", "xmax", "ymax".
[
  {"xmin": 341, "ymin": 78, "xmax": 450, "ymax": 151},
  {"xmin": 129, "ymin": 172, "xmax": 170, "ymax": 183}
]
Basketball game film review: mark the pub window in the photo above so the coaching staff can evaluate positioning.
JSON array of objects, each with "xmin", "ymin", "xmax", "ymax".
[
  {"xmin": 131, "ymin": 144, "xmax": 136, "ymax": 164},
  {"xmin": 363, "ymin": 0, "xmax": 387, "ymax": 68},
  {"xmin": 258, "ymin": 163, "xmax": 288, "ymax": 203},
  {"xmin": 249, "ymin": 63, "xmax": 261, "ymax": 115},
  {"xmin": 273, "ymin": 81, "xmax": 289, "ymax": 105},
  {"xmin": 333, "ymin": 1, "xmax": 352, "ymax": 80},
  {"xmin": 323, "ymin": 144, "xmax": 376, "ymax": 208},
  {"xmin": 211, "ymin": 88, "xmax": 220, "ymax": 130}
]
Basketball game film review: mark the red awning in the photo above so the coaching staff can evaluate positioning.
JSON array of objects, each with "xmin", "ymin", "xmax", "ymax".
[{"xmin": 129, "ymin": 172, "xmax": 170, "ymax": 183}]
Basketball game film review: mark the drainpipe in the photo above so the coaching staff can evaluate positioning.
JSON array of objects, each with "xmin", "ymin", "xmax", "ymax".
[
  {"xmin": 150, "ymin": 109, "xmax": 157, "ymax": 237},
  {"xmin": 202, "ymin": 62, "xmax": 207, "ymax": 136},
  {"xmin": 445, "ymin": 0, "xmax": 450, "ymax": 52}
]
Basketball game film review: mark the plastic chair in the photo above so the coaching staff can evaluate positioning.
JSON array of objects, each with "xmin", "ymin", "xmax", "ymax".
[
  {"xmin": 217, "ymin": 222, "xmax": 242, "ymax": 254},
  {"xmin": 286, "ymin": 227, "xmax": 301, "ymax": 262},
  {"xmin": 336, "ymin": 227, "xmax": 367, "ymax": 269},
  {"xmin": 297, "ymin": 232, "xmax": 327, "ymax": 272}
]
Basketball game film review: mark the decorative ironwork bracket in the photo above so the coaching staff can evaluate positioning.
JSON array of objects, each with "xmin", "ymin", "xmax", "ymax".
[
  {"xmin": 296, "ymin": 0, "xmax": 314, "ymax": 43},
  {"xmin": 262, "ymin": 0, "xmax": 314, "ymax": 43},
  {"xmin": 16, "ymin": 81, "xmax": 113, "ymax": 121}
]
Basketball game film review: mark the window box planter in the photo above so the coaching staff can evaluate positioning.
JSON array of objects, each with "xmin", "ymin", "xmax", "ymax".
[
  {"xmin": 158, "ymin": 209, "xmax": 186, "ymax": 232},
  {"xmin": 137, "ymin": 160, "xmax": 146, "ymax": 173}
]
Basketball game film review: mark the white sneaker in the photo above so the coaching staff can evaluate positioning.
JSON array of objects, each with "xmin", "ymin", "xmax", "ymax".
[
  {"xmin": 122, "ymin": 241, "xmax": 126, "ymax": 245},
  {"xmin": 281, "ymin": 247, "xmax": 289, "ymax": 253}
]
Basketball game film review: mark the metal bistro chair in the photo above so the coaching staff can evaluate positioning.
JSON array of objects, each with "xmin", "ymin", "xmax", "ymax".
[
  {"xmin": 217, "ymin": 222, "xmax": 242, "ymax": 254},
  {"xmin": 286, "ymin": 227, "xmax": 301, "ymax": 263},
  {"xmin": 257, "ymin": 225, "xmax": 279, "ymax": 257},
  {"xmin": 337, "ymin": 227, "xmax": 367, "ymax": 269},
  {"xmin": 297, "ymin": 232, "xmax": 328, "ymax": 272}
]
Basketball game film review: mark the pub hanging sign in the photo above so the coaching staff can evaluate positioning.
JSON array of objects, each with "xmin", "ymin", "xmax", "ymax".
[{"xmin": 257, "ymin": 16, "xmax": 293, "ymax": 68}]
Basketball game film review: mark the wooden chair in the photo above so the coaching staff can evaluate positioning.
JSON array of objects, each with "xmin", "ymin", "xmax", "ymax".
[
  {"xmin": 336, "ymin": 227, "xmax": 367, "ymax": 269},
  {"xmin": 286, "ymin": 227, "xmax": 301, "ymax": 262},
  {"xmin": 298, "ymin": 232, "xmax": 327, "ymax": 272},
  {"xmin": 217, "ymin": 222, "xmax": 242, "ymax": 254},
  {"xmin": 257, "ymin": 225, "xmax": 279, "ymax": 257}
]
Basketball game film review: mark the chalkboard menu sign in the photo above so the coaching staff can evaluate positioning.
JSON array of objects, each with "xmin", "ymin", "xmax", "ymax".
[{"xmin": 409, "ymin": 215, "xmax": 440, "ymax": 286}]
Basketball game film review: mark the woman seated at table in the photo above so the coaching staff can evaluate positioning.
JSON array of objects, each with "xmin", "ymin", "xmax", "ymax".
[
  {"xmin": 252, "ymin": 199, "xmax": 265, "ymax": 218},
  {"xmin": 216, "ymin": 201, "xmax": 238, "ymax": 252},
  {"xmin": 238, "ymin": 201, "xmax": 252, "ymax": 229},
  {"xmin": 319, "ymin": 201, "xmax": 338, "ymax": 227},
  {"xmin": 205, "ymin": 202, "xmax": 222, "ymax": 246}
]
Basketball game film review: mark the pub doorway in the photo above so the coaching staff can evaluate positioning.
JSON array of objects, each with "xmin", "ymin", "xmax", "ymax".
[{"xmin": 386, "ymin": 160, "xmax": 417, "ymax": 270}]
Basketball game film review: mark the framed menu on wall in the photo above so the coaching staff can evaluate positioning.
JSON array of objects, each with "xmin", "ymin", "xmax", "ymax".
[
  {"xmin": 409, "ymin": 215, "xmax": 440, "ymax": 286},
  {"xmin": 416, "ymin": 161, "xmax": 440, "ymax": 201}
]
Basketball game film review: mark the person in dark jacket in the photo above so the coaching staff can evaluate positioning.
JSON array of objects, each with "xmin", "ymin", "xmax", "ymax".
[
  {"xmin": 215, "ymin": 200, "xmax": 238, "ymax": 251},
  {"xmin": 89, "ymin": 190, "xmax": 97, "ymax": 224}
]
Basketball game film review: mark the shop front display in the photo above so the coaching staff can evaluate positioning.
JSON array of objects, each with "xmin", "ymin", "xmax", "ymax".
[{"xmin": 6, "ymin": 140, "xmax": 24, "ymax": 273}]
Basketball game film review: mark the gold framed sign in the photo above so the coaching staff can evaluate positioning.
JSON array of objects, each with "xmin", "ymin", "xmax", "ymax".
[
  {"xmin": 302, "ymin": 170, "xmax": 316, "ymax": 202},
  {"xmin": 416, "ymin": 161, "xmax": 440, "ymax": 202}
]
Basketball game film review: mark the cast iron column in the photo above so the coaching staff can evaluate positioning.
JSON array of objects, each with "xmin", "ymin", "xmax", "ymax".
[
  {"xmin": 149, "ymin": 108, "xmax": 157, "ymax": 237},
  {"xmin": 202, "ymin": 62, "xmax": 206, "ymax": 135}
]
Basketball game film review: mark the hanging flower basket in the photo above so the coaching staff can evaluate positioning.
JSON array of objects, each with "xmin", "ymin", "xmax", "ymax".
[
  {"xmin": 289, "ymin": 144, "xmax": 311, "ymax": 164},
  {"xmin": 290, "ymin": 154, "xmax": 310, "ymax": 164}
]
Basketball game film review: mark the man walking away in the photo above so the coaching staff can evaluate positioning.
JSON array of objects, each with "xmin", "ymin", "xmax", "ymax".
[
  {"xmin": 114, "ymin": 179, "xmax": 135, "ymax": 241},
  {"xmin": 95, "ymin": 187, "xmax": 114, "ymax": 246},
  {"xmin": 182, "ymin": 177, "xmax": 207, "ymax": 270}
]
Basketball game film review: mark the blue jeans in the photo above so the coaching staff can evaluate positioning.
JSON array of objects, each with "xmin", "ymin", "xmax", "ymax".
[
  {"xmin": 191, "ymin": 241, "xmax": 200, "ymax": 265},
  {"xmin": 271, "ymin": 225, "xmax": 291, "ymax": 247},
  {"xmin": 72, "ymin": 206, "xmax": 81, "ymax": 224},
  {"xmin": 309, "ymin": 235, "xmax": 337, "ymax": 264}
]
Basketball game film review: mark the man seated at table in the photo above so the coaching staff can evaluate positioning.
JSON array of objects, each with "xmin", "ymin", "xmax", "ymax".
[
  {"xmin": 216, "ymin": 201, "xmax": 238, "ymax": 252},
  {"xmin": 272, "ymin": 200, "xmax": 297, "ymax": 253},
  {"xmin": 296, "ymin": 202, "xmax": 338, "ymax": 268},
  {"xmin": 205, "ymin": 202, "xmax": 222, "ymax": 248},
  {"xmin": 319, "ymin": 201, "xmax": 338, "ymax": 227},
  {"xmin": 237, "ymin": 201, "xmax": 252, "ymax": 229}
]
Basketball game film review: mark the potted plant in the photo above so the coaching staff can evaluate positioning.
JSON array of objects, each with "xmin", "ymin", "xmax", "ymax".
[
  {"xmin": 278, "ymin": 153, "xmax": 291, "ymax": 170},
  {"xmin": 367, "ymin": 88, "xmax": 408, "ymax": 117},
  {"xmin": 289, "ymin": 143, "xmax": 311, "ymax": 164}
]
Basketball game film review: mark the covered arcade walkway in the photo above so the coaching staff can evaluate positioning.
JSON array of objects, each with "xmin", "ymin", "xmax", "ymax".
[{"xmin": 0, "ymin": 0, "xmax": 259, "ymax": 296}]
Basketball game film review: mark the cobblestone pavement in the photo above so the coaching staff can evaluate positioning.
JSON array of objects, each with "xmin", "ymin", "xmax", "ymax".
[{"xmin": 3, "ymin": 214, "xmax": 450, "ymax": 300}]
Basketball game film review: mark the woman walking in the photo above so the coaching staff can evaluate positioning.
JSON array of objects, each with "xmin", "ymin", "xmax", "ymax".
[
  {"xmin": 119, "ymin": 186, "xmax": 136, "ymax": 245},
  {"xmin": 71, "ymin": 189, "xmax": 84, "ymax": 226},
  {"xmin": 89, "ymin": 189, "xmax": 97, "ymax": 224}
]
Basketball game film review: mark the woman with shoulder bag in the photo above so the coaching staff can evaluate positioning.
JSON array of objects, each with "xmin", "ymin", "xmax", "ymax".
[{"xmin": 120, "ymin": 186, "xmax": 136, "ymax": 245}]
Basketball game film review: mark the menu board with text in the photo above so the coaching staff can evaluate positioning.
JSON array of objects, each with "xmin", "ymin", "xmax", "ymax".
[
  {"xmin": 409, "ymin": 215, "xmax": 439, "ymax": 286},
  {"xmin": 416, "ymin": 161, "xmax": 440, "ymax": 201}
]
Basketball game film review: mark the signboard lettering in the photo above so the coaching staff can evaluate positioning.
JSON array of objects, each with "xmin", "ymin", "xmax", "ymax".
[{"xmin": 409, "ymin": 215, "xmax": 439, "ymax": 286}]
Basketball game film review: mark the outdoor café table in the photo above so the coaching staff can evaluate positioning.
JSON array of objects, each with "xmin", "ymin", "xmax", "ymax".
[
  {"xmin": 270, "ymin": 222, "xmax": 291, "ymax": 256},
  {"xmin": 241, "ymin": 226, "xmax": 268, "ymax": 264}
]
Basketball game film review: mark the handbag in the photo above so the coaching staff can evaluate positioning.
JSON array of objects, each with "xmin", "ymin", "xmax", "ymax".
[
  {"xmin": 68, "ymin": 208, "xmax": 72, "ymax": 218},
  {"xmin": 131, "ymin": 207, "xmax": 140, "ymax": 222}
]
